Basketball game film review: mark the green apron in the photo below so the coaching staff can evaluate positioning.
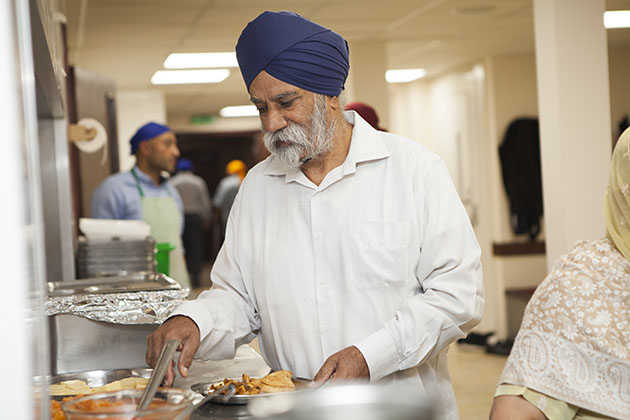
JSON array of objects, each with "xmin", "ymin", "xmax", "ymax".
[{"xmin": 131, "ymin": 169, "xmax": 190, "ymax": 289}]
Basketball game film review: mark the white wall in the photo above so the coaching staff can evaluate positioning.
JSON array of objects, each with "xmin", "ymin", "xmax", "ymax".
[
  {"xmin": 609, "ymin": 48, "xmax": 630, "ymax": 139},
  {"xmin": 389, "ymin": 81, "xmax": 431, "ymax": 145},
  {"xmin": 116, "ymin": 90, "xmax": 167, "ymax": 171},
  {"xmin": 389, "ymin": 63, "xmax": 505, "ymax": 335},
  {"xmin": 486, "ymin": 54, "xmax": 547, "ymax": 336},
  {"xmin": 534, "ymin": 0, "xmax": 611, "ymax": 270},
  {"xmin": 348, "ymin": 39, "xmax": 390, "ymax": 129},
  {"xmin": 486, "ymin": 54, "xmax": 541, "ymax": 242}
]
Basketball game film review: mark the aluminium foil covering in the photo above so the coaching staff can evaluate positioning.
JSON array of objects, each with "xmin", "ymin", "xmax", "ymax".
[{"xmin": 45, "ymin": 274, "xmax": 188, "ymax": 324}]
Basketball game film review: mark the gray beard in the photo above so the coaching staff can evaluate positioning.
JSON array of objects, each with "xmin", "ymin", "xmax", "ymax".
[{"xmin": 263, "ymin": 94, "xmax": 337, "ymax": 170}]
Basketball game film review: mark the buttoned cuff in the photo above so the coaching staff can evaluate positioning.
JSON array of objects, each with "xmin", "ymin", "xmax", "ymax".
[
  {"xmin": 169, "ymin": 300, "xmax": 215, "ymax": 340},
  {"xmin": 353, "ymin": 328, "xmax": 400, "ymax": 382}
]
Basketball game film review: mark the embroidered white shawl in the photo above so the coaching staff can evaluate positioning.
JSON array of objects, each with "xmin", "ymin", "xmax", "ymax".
[{"xmin": 499, "ymin": 238, "xmax": 630, "ymax": 419}]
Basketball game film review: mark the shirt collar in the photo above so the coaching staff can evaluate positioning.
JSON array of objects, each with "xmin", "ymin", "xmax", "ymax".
[
  {"xmin": 263, "ymin": 110, "xmax": 390, "ymax": 181},
  {"xmin": 133, "ymin": 165, "xmax": 169, "ymax": 186}
]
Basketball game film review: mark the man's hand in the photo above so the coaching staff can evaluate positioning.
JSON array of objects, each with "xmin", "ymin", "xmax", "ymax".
[
  {"xmin": 146, "ymin": 315, "xmax": 200, "ymax": 387},
  {"xmin": 312, "ymin": 346, "xmax": 370, "ymax": 386}
]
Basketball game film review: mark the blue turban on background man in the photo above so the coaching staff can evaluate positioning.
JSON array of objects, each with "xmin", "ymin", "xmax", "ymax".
[
  {"xmin": 129, "ymin": 122, "xmax": 170, "ymax": 154},
  {"xmin": 235, "ymin": 11, "xmax": 350, "ymax": 96},
  {"xmin": 176, "ymin": 158, "xmax": 194, "ymax": 172}
]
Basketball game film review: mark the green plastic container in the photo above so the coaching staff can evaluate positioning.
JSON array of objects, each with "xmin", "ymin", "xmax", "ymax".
[{"xmin": 155, "ymin": 242, "xmax": 176, "ymax": 276}]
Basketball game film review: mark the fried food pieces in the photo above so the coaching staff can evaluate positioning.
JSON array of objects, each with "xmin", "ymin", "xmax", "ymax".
[
  {"xmin": 50, "ymin": 396, "xmax": 84, "ymax": 420},
  {"xmin": 210, "ymin": 370, "xmax": 295, "ymax": 396},
  {"xmin": 51, "ymin": 399, "xmax": 67, "ymax": 420}
]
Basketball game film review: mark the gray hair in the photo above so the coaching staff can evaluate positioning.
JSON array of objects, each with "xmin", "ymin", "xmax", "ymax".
[{"xmin": 314, "ymin": 91, "xmax": 347, "ymax": 110}]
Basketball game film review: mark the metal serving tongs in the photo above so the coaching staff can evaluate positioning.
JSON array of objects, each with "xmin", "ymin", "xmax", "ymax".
[
  {"xmin": 137, "ymin": 339, "xmax": 179, "ymax": 412},
  {"xmin": 172, "ymin": 383, "xmax": 236, "ymax": 420}
]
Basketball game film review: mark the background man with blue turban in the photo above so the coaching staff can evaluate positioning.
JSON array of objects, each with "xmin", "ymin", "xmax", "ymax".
[
  {"xmin": 91, "ymin": 122, "xmax": 190, "ymax": 288},
  {"xmin": 147, "ymin": 11, "xmax": 483, "ymax": 419}
]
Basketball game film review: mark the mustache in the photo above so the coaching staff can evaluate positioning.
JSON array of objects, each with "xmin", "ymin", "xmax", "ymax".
[
  {"xmin": 265, "ymin": 123, "xmax": 309, "ymax": 146},
  {"xmin": 262, "ymin": 121, "xmax": 313, "ymax": 169}
]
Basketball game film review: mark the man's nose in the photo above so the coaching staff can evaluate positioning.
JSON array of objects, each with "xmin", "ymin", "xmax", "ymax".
[{"xmin": 264, "ymin": 109, "xmax": 287, "ymax": 133}]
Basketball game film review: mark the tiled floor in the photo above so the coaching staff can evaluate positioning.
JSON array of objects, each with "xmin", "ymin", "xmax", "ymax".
[{"xmin": 449, "ymin": 344, "xmax": 507, "ymax": 419}]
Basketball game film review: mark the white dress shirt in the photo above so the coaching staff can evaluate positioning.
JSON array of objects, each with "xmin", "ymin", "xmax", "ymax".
[{"xmin": 173, "ymin": 111, "xmax": 484, "ymax": 419}]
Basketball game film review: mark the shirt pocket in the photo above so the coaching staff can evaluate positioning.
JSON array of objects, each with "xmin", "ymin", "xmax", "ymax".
[{"xmin": 349, "ymin": 220, "xmax": 409, "ymax": 289}]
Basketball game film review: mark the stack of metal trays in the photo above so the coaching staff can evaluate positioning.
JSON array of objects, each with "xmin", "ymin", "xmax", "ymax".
[
  {"xmin": 76, "ymin": 236, "xmax": 156, "ymax": 278},
  {"xmin": 47, "ymin": 271, "xmax": 181, "ymax": 297}
]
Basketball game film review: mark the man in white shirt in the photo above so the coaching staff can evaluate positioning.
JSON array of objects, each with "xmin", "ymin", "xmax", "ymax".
[{"xmin": 147, "ymin": 11, "xmax": 483, "ymax": 419}]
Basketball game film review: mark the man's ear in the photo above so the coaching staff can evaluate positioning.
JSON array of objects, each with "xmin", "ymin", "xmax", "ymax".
[
  {"xmin": 136, "ymin": 140, "xmax": 151, "ymax": 159},
  {"xmin": 327, "ymin": 95, "xmax": 340, "ymax": 111}
]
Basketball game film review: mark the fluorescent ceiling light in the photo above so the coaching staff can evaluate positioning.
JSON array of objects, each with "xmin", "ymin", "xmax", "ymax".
[
  {"xmin": 386, "ymin": 69, "xmax": 427, "ymax": 83},
  {"xmin": 151, "ymin": 69, "xmax": 230, "ymax": 85},
  {"xmin": 604, "ymin": 10, "xmax": 630, "ymax": 28},
  {"xmin": 219, "ymin": 105, "xmax": 258, "ymax": 118},
  {"xmin": 164, "ymin": 52, "xmax": 239, "ymax": 69}
]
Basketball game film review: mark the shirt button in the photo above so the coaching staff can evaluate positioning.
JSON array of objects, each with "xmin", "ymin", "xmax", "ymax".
[
  {"xmin": 315, "ymin": 232, "xmax": 323, "ymax": 239},
  {"xmin": 322, "ymin": 326, "xmax": 329, "ymax": 333},
  {"xmin": 319, "ymin": 278, "xmax": 325, "ymax": 285}
]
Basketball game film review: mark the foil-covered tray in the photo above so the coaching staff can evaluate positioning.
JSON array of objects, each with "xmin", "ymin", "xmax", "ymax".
[
  {"xmin": 47, "ymin": 272, "xmax": 179, "ymax": 296},
  {"xmin": 191, "ymin": 378, "xmax": 311, "ymax": 405},
  {"xmin": 46, "ymin": 272, "xmax": 188, "ymax": 325}
]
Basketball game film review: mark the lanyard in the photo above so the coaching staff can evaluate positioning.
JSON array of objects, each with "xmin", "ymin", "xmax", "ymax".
[{"xmin": 131, "ymin": 168, "xmax": 173, "ymax": 198}]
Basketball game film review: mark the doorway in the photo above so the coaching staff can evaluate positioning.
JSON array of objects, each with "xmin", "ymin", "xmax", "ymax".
[{"xmin": 175, "ymin": 130, "xmax": 267, "ymax": 265}]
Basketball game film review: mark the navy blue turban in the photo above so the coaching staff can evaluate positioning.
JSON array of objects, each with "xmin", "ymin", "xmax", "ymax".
[
  {"xmin": 176, "ymin": 158, "xmax": 193, "ymax": 172},
  {"xmin": 130, "ymin": 122, "xmax": 171, "ymax": 154},
  {"xmin": 235, "ymin": 11, "xmax": 350, "ymax": 96}
]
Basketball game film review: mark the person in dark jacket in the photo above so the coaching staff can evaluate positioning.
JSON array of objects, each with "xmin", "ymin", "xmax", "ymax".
[{"xmin": 498, "ymin": 118, "xmax": 543, "ymax": 240}]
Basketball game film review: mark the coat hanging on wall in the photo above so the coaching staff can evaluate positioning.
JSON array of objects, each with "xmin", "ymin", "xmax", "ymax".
[{"xmin": 498, "ymin": 117, "xmax": 543, "ymax": 240}]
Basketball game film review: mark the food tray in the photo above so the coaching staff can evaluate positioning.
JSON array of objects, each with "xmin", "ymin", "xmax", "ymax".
[
  {"xmin": 47, "ymin": 272, "xmax": 179, "ymax": 296},
  {"xmin": 191, "ymin": 378, "xmax": 311, "ymax": 405},
  {"xmin": 50, "ymin": 368, "xmax": 152, "ymax": 400}
]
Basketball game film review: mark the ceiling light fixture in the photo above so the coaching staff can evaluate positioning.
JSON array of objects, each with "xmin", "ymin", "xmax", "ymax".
[
  {"xmin": 163, "ymin": 52, "xmax": 239, "ymax": 69},
  {"xmin": 604, "ymin": 10, "xmax": 630, "ymax": 28},
  {"xmin": 219, "ymin": 105, "xmax": 259, "ymax": 118},
  {"xmin": 385, "ymin": 69, "xmax": 427, "ymax": 83},
  {"xmin": 151, "ymin": 69, "xmax": 230, "ymax": 85}
]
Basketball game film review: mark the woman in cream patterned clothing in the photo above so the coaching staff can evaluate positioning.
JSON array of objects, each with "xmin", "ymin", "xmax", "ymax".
[{"xmin": 490, "ymin": 127, "xmax": 630, "ymax": 420}]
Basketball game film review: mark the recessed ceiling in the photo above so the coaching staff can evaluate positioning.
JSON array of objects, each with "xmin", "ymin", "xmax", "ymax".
[{"xmin": 64, "ymin": 0, "xmax": 630, "ymax": 120}]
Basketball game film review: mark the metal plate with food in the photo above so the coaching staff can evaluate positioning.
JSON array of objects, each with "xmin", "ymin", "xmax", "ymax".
[
  {"xmin": 49, "ymin": 367, "xmax": 153, "ymax": 399},
  {"xmin": 191, "ymin": 371, "xmax": 311, "ymax": 405}
]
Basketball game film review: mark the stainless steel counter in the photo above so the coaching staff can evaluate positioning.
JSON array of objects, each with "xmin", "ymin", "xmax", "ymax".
[{"xmin": 47, "ymin": 273, "xmax": 187, "ymax": 375}]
